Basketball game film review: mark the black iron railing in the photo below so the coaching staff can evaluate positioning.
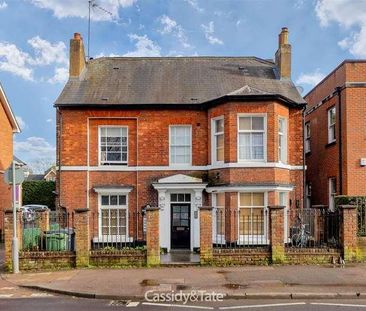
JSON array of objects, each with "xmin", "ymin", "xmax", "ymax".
[
  {"xmin": 22, "ymin": 210, "xmax": 74, "ymax": 252},
  {"xmin": 91, "ymin": 210, "xmax": 146, "ymax": 250}
]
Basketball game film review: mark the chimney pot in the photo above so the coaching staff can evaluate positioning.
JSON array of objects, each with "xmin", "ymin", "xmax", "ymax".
[{"xmin": 74, "ymin": 33, "xmax": 82, "ymax": 40}]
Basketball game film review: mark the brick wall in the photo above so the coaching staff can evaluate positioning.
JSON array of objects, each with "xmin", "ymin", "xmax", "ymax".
[
  {"xmin": 0, "ymin": 101, "xmax": 13, "ymax": 222},
  {"xmin": 213, "ymin": 248, "xmax": 270, "ymax": 266},
  {"xmin": 90, "ymin": 249, "xmax": 146, "ymax": 267},
  {"xmin": 285, "ymin": 248, "xmax": 341, "ymax": 264},
  {"xmin": 305, "ymin": 61, "xmax": 366, "ymax": 205},
  {"xmin": 19, "ymin": 252, "xmax": 76, "ymax": 271}
]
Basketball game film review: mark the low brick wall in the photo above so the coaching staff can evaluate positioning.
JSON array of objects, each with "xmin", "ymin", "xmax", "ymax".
[
  {"xmin": 90, "ymin": 249, "xmax": 146, "ymax": 267},
  {"xmin": 213, "ymin": 247, "xmax": 271, "ymax": 266},
  {"xmin": 19, "ymin": 251, "xmax": 76, "ymax": 271},
  {"xmin": 285, "ymin": 248, "xmax": 341, "ymax": 264}
]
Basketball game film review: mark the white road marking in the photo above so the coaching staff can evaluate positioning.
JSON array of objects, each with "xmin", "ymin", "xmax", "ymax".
[
  {"xmin": 126, "ymin": 301, "xmax": 140, "ymax": 307},
  {"xmin": 0, "ymin": 294, "xmax": 14, "ymax": 298},
  {"xmin": 142, "ymin": 302, "xmax": 214, "ymax": 309},
  {"xmin": 311, "ymin": 302, "xmax": 366, "ymax": 308},
  {"xmin": 219, "ymin": 302, "xmax": 307, "ymax": 310}
]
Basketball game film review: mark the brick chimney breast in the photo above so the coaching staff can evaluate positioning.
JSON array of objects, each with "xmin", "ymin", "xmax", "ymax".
[
  {"xmin": 275, "ymin": 27, "xmax": 291, "ymax": 80},
  {"xmin": 69, "ymin": 32, "xmax": 86, "ymax": 77}
]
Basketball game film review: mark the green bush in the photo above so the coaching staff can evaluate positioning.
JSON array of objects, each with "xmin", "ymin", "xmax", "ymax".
[
  {"xmin": 22, "ymin": 181, "xmax": 56, "ymax": 209},
  {"xmin": 335, "ymin": 195, "xmax": 366, "ymax": 208}
]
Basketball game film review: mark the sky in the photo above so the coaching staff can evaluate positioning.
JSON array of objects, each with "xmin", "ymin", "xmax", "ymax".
[{"xmin": 0, "ymin": 0, "xmax": 365, "ymax": 172}]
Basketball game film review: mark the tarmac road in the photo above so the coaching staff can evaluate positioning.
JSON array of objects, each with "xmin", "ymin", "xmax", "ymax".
[{"xmin": 3, "ymin": 297, "xmax": 366, "ymax": 310}]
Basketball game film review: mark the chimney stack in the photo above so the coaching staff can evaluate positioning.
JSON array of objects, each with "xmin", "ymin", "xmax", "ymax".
[
  {"xmin": 69, "ymin": 32, "xmax": 86, "ymax": 77},
  {"xmin": 275, "ymin": 27, "xmax": 291, "ymax": 80}
]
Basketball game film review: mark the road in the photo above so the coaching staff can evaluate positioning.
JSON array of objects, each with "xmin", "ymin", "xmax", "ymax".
[{"xmin": 3, "ymin": 297, "xmax": 366, "ymax": 310}]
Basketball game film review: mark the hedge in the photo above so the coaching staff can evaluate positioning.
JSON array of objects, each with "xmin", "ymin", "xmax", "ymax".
[{"xmin": 22, "ymin": 181, "xmax": 56, "ymax": 209}]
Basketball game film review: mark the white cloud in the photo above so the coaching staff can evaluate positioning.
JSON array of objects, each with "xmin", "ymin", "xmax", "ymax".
[
  {"xmin": 29, "ymin": 0, "xmax": 136, "ymax": 21},
  {"xmin": 48, "ymin": 67, "xmax": 68, "ymax": 84},
  {"xmin": 0, "ymin": 37, "xmax": 68, "ymax": 81},
  {"xmin": 315, "ymin": 0, "xmax": 366, "ymax": 57},
  {"xmin": 14, "ymin": 136, "xmax": 56, "ymax": 173},
  {"xmin": 158, "ymin": 15, "xmax": 191, "ymax": 48},
  {"xmin": 0, "ymin": 1, "xmax": 7, "ymax": 10},
  {"xmin": 296, "ymin": 69, "xmax": 326, "ymax": 87},
  {"xmin": 16, "ymin": 116, "xmax": 26, "ymax": 130},
  {"xmin": 123, "ymin": 34, "xmax": 161, "ymax": 57},
  {"xmin": 184, "ymin": 0, "xmax": 203, "ymax": 12},
  {"xmin": 201, "ymin": 21, "xmax": 223, "ymax": 45},
  {"xmin": 28, "ymin": 36, "xmax": 67, "ymax": 65},
  {"xmin": 0, "ymin": 42, "xmax": 34, "ymax": 80},
  {"xmin": 46, "ymin": 118, "xmax": 53, "ymax": 123}
]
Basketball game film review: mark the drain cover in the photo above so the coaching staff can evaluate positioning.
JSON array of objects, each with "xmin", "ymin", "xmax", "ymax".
[{"xmin": 109, "ymin": 300, "xmax": 130, "ymax": 306}]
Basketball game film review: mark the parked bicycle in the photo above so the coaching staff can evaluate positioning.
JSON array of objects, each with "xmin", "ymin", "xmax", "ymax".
[{"xmin": 291, "ymin": 215, "xmax": 311, "ymax": 247}]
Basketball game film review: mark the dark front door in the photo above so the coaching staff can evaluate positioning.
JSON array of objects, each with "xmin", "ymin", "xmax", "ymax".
[{"xmin": 171, "ymin": 203, "xmax": 190, "ymax": 249}]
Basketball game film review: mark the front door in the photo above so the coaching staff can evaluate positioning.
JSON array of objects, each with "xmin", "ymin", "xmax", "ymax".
[{"xmin": 171, "ymin": 203, "xmax": 190, "ymax": 249}]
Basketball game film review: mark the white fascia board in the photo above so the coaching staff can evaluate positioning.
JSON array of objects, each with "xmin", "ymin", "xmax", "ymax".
[{"xmin": 0, "ymin": 83, "xmax": 20, "ymax": 133}]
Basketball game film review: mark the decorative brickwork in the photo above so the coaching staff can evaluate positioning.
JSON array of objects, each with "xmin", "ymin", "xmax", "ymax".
[
  {"xmin": 199, "ymin": 206, "xmax": 213, "ymax": 265},
  {"xmin": 340, "ymin": 205, "xmax": 361, "ymax": 262},
  {"xmin": 4, "ymin": 210, "xmax": 22, "ymax": 272},
  {"xmin": 74, "ymin": 208, "xmax": 90, "ymax": 267},
  {"xmin": 146, "ymin": 207, "xmax": 160, "ymax": 266},
  {"xmin": 269, "ymin": 205, "xmax": 285, "ymax": 264}
]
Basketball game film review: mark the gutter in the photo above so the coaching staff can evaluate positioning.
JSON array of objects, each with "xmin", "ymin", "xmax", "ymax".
[
  {"xmin": 302, "ymin": 106, "xmax": 307, "ymax": 208},
  {"xmin": 335, "ymin": 86, "xmax": 343, "ymax": 194}
]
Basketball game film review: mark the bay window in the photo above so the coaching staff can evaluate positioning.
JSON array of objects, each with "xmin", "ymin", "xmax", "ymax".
[
  {"xmin": 238, "ymin": 192, "xmax": 268, "ymax": 244},
  {"xmin": 278, "ymin": 118, "xmax": 287, "ymax": 163},
  {"xmin": 213, "ymin": 193, "xmax": 225, "ymax": 243},
  {"xmin": 212, "ymin": 117, "xmax": 224, "ymax": 163},
  {"xmin": 238, "ymin": 115, "xmax": 266, "ymax": 161}
]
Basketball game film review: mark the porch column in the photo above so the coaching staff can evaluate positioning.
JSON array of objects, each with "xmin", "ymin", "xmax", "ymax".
[
  {"xmin": 74, "ymin": 208, "xmax": 90, "ymax": 268},
  {"xmin": 340, "ymin": 205, "xmax": 360, "ymax": 262},
  {"xmin": 146, "ymin": 206, "xmax": 160, "ymax": 266},
  {"xmin": 269, "ymin": 205, "xmax": 285, "ymax": 264},
  {"xmin": 199, "ymin": 206, "xmax": 213, "ymax": 265},
  {"xmin": 193, "ymin": 189, "xmax": 204, "ymax": 249}
]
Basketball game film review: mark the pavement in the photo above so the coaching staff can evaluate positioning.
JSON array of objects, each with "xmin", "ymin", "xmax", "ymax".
[{"xmin": 4, "ymin": 264, "xmax": 366, "ymax": 300}]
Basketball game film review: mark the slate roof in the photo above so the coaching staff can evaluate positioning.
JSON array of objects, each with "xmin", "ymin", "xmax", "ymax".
[{"xmin": 55, "ymin": 56, "xmax": 306, "ymax": 107}]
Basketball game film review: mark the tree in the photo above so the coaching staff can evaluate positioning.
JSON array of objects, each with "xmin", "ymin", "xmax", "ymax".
[{"xmin": 22, "ymin": 181, "xmax": 56, "ymax": 209}]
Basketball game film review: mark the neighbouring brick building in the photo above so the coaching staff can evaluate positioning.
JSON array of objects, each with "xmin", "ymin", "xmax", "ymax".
[
  {"xmin": 55, "ymin": 28, "xmax": 305, "ymax": 253},
  {"xmin": 0, "ymin": 83, "xmax": 21, "ymax": 234},
  {"xmin": 305, "ymin": 60, "xmax": 366, "ymax": 209}
]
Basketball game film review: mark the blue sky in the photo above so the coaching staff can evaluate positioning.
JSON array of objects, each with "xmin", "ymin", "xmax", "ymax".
[{"xmin": 0, "ymin": 0, "xmax": 365, "ymax": 172}]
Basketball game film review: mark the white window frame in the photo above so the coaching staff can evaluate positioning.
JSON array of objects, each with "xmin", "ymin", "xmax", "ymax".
[
  {"xmin": 211, "ymin": 116, "xmax": 224, "ymax": 164},
  {"xmin": 328, "ymin": 107, "xmax": 336, "ymax": 144},
  {"xmin": 98, "ymin": 126, "xmax": 128, "ymax": 166},
  {"xmin": 169, "ymin": 125, "xmax": 192, "ymax": 166},
  {"xmin": 237, "ymin": 113, "xmax": 267, "ymax": 162},
  {"xmin": 237, "ymin": 191, "xmax": 269, "ymax": 245},
  {"xmin": 278, "ymin": 117, "xmax": 288, "ymax": 163},
  {"xmin": 96, "ymin": 193, "xmax": 131, "ymax": 242},
  {"xmin": 212, "ymin": 193, "xmax": 226, "ymax": 244},
  {"xmin": 328, "ymin": 178, "xmax": 337, "ymax": 211},
  {"xmin": 305, "ymin": 122, "xmax": 311, "ymax": 153}
]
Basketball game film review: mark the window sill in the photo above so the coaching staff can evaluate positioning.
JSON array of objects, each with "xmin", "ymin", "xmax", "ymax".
[{"xmin": 325, "ymin": 141, "xmax": 336, "ymax": 148}]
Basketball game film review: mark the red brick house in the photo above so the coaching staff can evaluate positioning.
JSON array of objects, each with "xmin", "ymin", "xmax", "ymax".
[
  {"xmin": 55, "ymin": 28, "xmax": 305, "ymax": 252},
  {"xmin": 0, "ymin": 83, "xmax": 21, "ymax": 235},
  {"xmin": 305, "ymin": 60, "xmax": 366, "ymax": 210}
]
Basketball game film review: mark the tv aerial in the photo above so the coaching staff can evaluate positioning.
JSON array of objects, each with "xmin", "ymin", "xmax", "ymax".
[{"xmin": 87, "ymin": 0, "xmax": 113, "ymax": 59}]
